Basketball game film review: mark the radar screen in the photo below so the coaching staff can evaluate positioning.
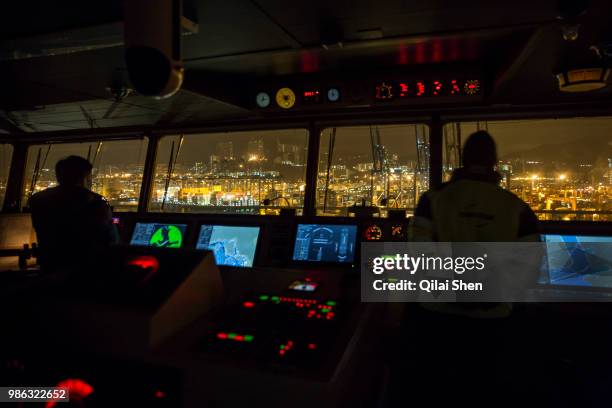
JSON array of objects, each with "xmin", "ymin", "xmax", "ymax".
[
  {"xmin": 196, "ymin": 225, "xmax": 260, "ymax": 268},
  {"xmin": 293, "ymin": 224, "xmax": 357, "ymax": 263},
  {"xmin": 391, "ymin": 224, "xmax": 408, "ymax": 241},
  {"xmin": 364, "ymin": 224, "xmax": 383, "ymax": 241},
  {"xmin": 130, "ymin": 223, "xmax": 187, "ymax": 248}
]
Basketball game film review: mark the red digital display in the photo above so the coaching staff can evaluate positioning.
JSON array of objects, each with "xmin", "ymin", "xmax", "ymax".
[
  {"xmin": 302, "ymin": 89, "xmax": 321, "ymax": 103},
  {"xmin": 450, "ymin": 79, "xmax": 461, "ymax": 95},
  {"xmin": 399, "ymin": 82, "xmax": 410, "ymax": 97},
  {"xmin": 416, "ymin": 81, "xmax": 426, "ymax": 97},
  {"xmin": 432, "ymin": 80, "xmax": 443, "ymax": 96}
]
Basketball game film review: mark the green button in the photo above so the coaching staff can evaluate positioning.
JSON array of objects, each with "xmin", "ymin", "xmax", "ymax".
[
  {"xmin": 228, "ymin": 333, "xmax": 237, "ymax": 339},
  {"xmin": 259, "ymin": 295, "xmax": 269, "ymax": 301},
  {"xmin": 321, "ymin": 308, "xmax": 329, "ymax": 313},
  {"xmin": 244, "ymin": 335, "xmax": 254, "ymax": 342},
  {"xmin": 326, "ymin": 301, "xmax": 337, "ymax": 306}
]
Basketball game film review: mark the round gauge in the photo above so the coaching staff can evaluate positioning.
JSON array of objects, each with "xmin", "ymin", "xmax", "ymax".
[
  {"xmin": 275, "ymin": 87, "xmax": 296, "ymax": 109},
  {"xmin": 391, "ymin": 225, "xmax": 407, "ymax": 241},
  {"xmin": 463, "ymin": 79, "xmax": 481, "ymax": 95},
  {"xmin": 255, "ymin": 92, "xmax": 271, "ymax": 108},
  {"xmin": 327, "ymin": 87, "xmax": 341, "ymax": 102},
  {"xmin": 364, "ymin": 225, "xmax": 383, "ymax": 241}
]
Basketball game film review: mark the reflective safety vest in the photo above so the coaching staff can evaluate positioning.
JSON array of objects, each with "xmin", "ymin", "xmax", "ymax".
[{"xmin": 409, "ymin": 170, "xmax": 540, "ymax": 318}]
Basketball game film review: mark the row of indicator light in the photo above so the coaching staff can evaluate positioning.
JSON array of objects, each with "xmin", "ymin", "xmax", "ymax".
[
  {"xmin": 307, "ymin": 304, "xmax": 336, "ymax": 320},
  {"xmin": 279, "ymin": 340, "xmax": 318, "ymax": 357},
  {"xmin": 255, "ymin": 87, "xmax": 341, "ymax": 110},
  {"xmin": 254, "ymin": 295, "xmax": 337, "ymax": 307},
  {"xmin": 375, "ymin": 79, "xmax": 481, "ymax": 100},
  {"xmin": 217, "ymin": 332, "xmax": 255, "ymax": 342}
]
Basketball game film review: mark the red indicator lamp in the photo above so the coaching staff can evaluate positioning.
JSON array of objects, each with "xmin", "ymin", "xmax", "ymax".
[
  {"xmin": 46, "ymin": 378, "xmax": 94, "ymax": 408},
  {"xmin": 416, "ymin": 81, "xmax": 426, "ymax": 97},
  {"xmin": 308, "ymin": 343, "xmax": 317, "ymax": 350},
  {"xmin": 398, "ymin": 82, "xmax": 410, "ymax": 97},
  {"xmin": 450, "ymin": 79, "xmax": 461, "ymax": 95},
  {"xmin": 279, "ymin": 340, "xmax": 294, "ymax": 356},
  {"xmin": 154, "ymin": 390, "xmax": 167, "ymax": 399},
  {"xmin": 432, "ymin": 80, "xmax": 443, "ymax": 96},
  {"xmin": 243, "ymin": 301, "xmax": 255, "ymax": 308},
  {"xmin": 217, "ymin": 332, "xmax": 254, "ymax": 342},
  {"xmin": 464, "ymin": 79, "xmax": 481, "ymax": 95}
]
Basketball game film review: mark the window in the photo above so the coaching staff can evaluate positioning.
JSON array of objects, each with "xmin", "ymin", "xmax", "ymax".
[
  {"xmin": 443, "ymin": 118, "xmax": 612, "ymax": 221},
  {"xmin": 149, "ymin": 129, "xmax": 308, "ymax": 214},
  {"xmin": 0, "ymin": 144, "xmax": 13, "ymax": 209},
  {"xmin": 317, "ymin": 124, "xmax": 429, "ymax": 216},
  {"xmin": 23, "ymin": 139, "xmax": 148, "ymax": 212}
]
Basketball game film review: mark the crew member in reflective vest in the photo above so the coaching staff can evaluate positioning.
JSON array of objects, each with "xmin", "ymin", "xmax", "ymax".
[{"xmin": 409, "ymin": 130, "xmax": 540, "ymax": 317}]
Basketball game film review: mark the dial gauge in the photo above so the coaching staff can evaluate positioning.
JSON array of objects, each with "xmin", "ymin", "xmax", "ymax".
[
  {"xmin": 327, "ymin": 87, "xmax": 341, "ymax": 102},
  {"xmin": 463, "ymin": 79, "xmax": 481, "ymax": 95},
  {"xmin": 255, "ymin": 92, "xmax": 271, "ymax": 108},
  {"xmin": 391, "ymin": 225, "xmax": 407, "ymax": 241},
  {"xmin": 364, "ymin": 225, "xmax": 383, "ymax": 241},
  {"xmin": 275, "ymin": 87, "xmax": 296, "ymax": 109}
]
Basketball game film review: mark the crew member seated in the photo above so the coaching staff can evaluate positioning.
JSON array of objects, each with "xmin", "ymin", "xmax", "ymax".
[{"xmin": 29, "ymin": 156, "xmax": 118, "ymax": 272}]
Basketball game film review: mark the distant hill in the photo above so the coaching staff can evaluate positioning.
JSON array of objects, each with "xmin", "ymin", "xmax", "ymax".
[{"xmin": 501, "ymin": 135, "xmax": 612, "ymax": 165}]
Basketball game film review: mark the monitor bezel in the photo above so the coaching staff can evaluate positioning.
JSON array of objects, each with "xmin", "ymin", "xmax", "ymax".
[
  {"xmin": 194, "ymin": 223, "xmax": 262, "ymax": 268},
  {"xmin": 539, "ymin": 232, "xmax": 612, "ymax": 292},
  {"xmin": 129, "ymin": 221, "xmax": 190, "ymax": 249},
  {"xmin": 290, "ymin": 222, "xmax": 359, "ymax": 266}
]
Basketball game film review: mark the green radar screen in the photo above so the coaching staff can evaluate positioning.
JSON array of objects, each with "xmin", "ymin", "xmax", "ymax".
[{"xmin": 149, "ymin": 225, "xmax": 184, "ymax": 248}]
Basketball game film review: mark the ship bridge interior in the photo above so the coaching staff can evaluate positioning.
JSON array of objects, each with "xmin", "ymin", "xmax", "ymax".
[{"xmin": 0, "ymin": 1, "xmax": 611, "ymax": 407}]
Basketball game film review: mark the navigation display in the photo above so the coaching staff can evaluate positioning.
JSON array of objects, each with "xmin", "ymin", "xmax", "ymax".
[
  {"xmin": 293, "ymin": 224, "xmax": 357, "ymax": 263},
  {"xmin": 196, "ymin": 225, "xmax": 260, "ymax": 267},
  {"xmin": 130, "ymin": 223, "xmax": 187, "ymax": 248},
  {"xmin": 542, "ymin": 235, "xmax": 612, "ymax": 288}
]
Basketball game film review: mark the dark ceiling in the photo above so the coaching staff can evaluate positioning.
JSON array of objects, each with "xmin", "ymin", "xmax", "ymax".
[{"xmin": 1, "ymin": 0, "xmax": 611, "ymax": 134}]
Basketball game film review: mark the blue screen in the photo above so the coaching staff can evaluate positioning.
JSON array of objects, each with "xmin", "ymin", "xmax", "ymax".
[
  {"xmin": 542, "ymin": 234, "xmax": 612, "ymax": 288},
  {"xmin": 293, "ymin": 224, "xmax": 357, "ymax": 263},
  {"xmin": 196, "ymin": 225, "xmax": 260, "ymax": 267}
]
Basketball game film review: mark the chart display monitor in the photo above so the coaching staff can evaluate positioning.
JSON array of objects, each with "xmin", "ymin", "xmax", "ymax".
[
  {"xmin": 542, "ymin": 234, "xmax": 612, "ymax": 288},
  {"xmin": 196, "ymin": 225, "xmax": 260, "ymax": 267},
  {"xmin": 293, "ymin": 224, "xmax": 357, "ymax": 263},
  {"xmin": 130, "ymin": 223, "xmax": 187, "ymax": 249}
]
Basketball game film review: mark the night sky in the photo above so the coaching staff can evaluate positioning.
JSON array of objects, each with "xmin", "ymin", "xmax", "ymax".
[{"xmin": 14, "ymin": 117, "xmax": 612, "ymax": 175}]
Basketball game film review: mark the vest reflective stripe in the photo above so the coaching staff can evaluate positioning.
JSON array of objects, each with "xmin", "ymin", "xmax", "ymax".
[{"xmin": 429, "ymin": 179, "xmax": 525, "ymax": 242}]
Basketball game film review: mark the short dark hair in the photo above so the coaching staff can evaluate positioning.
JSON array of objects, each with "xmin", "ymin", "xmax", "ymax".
[
  {"xmin": 462, "ymin": 130, "xmax": 498, "ymax": 168},
  {"xmin": 55, "ymin": 156, "xmax": 93, "ymax": 185}
]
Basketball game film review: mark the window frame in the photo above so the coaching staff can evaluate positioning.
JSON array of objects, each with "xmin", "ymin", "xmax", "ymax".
[
  {"xmin": 314, "ymin": 122, "xmax": 432, "ymax": 217},
  {"xmin": 440, "ymin": 115, "xmax": 612, "ymax": 223},
  {"xmin": 147, "ymin": 126, "xmax": 312, "ymax": 215},
  {"xmin": 20, "ymin": 137, "xmax": 150, "ymax": 212}
]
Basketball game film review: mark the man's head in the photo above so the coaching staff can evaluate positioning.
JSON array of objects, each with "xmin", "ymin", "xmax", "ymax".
[
  {"xmin": 462, "ymin": 130, "xmax": 498, "ymax": 169},
  {"xmin": 55, "ymin": 156, "xmax": 93, "ymax": 188}
]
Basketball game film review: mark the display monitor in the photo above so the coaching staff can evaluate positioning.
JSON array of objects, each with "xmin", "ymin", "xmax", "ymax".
[
  {"xmin": 542, "ymin": 234, "xmax": 612, "ymax": 288},
  {"xmin": 293, "ymin": 224, "xmax": 357, "ymax": 263},
  {"xmin": 130, "ymin": 223, "xmax": 188, "ymax": 249},
  {"xmin": 196, "ymin": 225, "xmax": 260, "ymax": 267}
]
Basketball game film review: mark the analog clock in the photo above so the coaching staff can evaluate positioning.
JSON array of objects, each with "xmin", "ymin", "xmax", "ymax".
[
  {"xmin": 327, "ymin": 87, "xmax": 341, "ymax": 102},
  {"xmin": 255, "ymin": 92, "xmax": 271, "ymax": 108},
  {"xmin": 275, "ymin": 87, "xmax": 296, "ymax": 109}
]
